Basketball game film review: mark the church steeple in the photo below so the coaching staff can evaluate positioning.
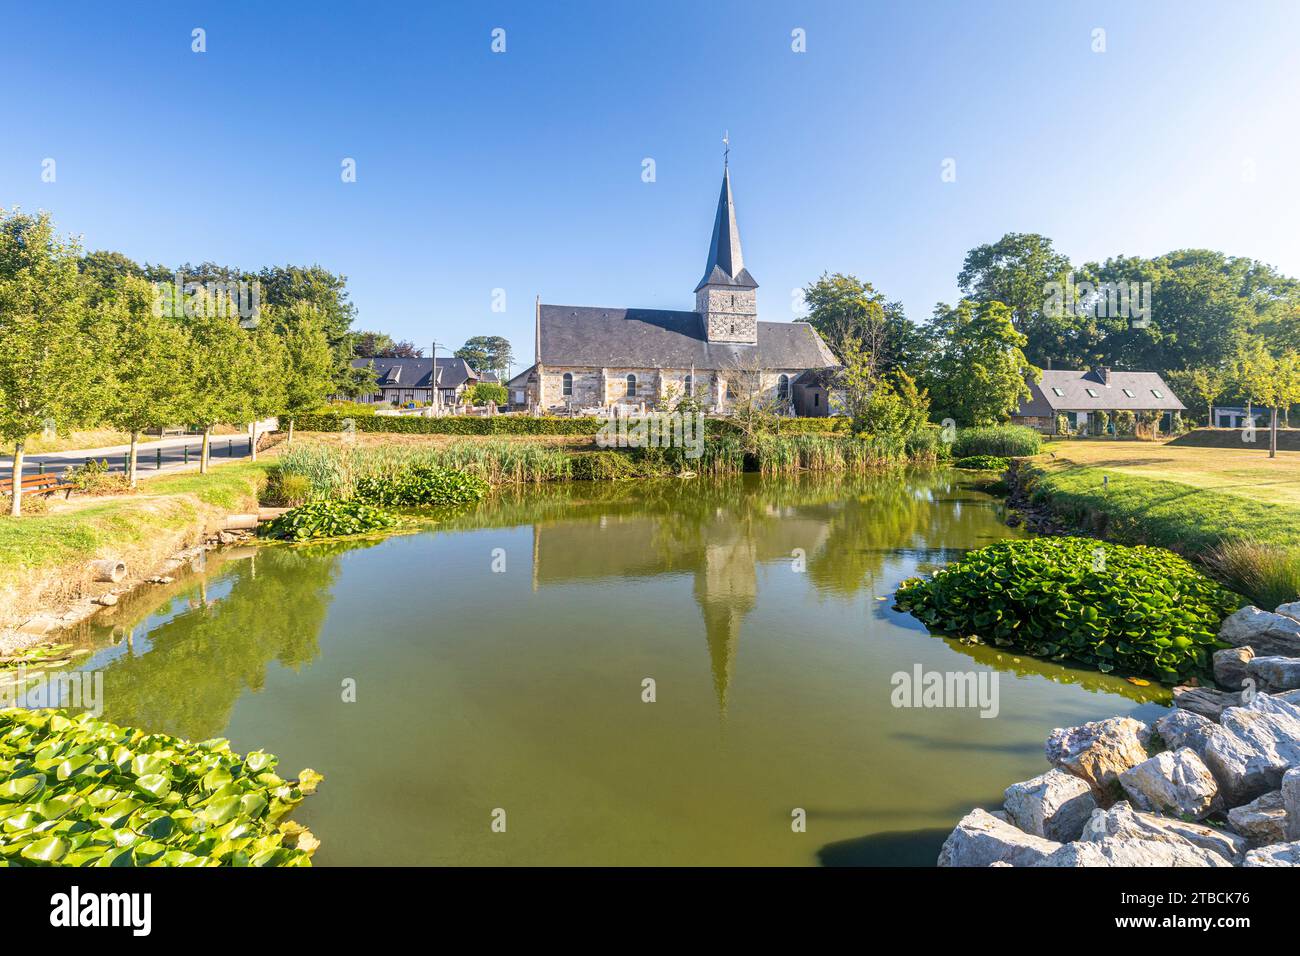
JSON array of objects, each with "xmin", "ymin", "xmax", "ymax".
[
  {"xmin": 695, "ymin": 158, "xmax": 759, "ymax": 344},
  {"xmin": 695, "ymin": 167, "xmax": 758, "ymax": 293}
]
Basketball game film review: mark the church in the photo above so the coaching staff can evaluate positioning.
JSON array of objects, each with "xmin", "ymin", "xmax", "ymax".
[{"xmin": 507, "ymin": 163, "xmax": 840, "ymax": 416}]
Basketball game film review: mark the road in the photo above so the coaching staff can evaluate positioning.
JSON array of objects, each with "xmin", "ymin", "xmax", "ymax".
[{"xmin": 9, "ymin": 424, "xmax": 274, "ymax": 480}]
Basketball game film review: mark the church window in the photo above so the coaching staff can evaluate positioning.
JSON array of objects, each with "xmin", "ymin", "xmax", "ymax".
[
  {"xmin": 777, "ymin": 374, "xmax": 790, "ymax": 400},
  {"xmin": 626, "ymin": 374, "xmax": 637, "ymax": 397},
  {"xmin": 562, "ymin": 372, "xmax": 573, "ymax": 396},
  {"xmin": 684, "ymin": 374, "xmax": 693, "ymax": 397}
]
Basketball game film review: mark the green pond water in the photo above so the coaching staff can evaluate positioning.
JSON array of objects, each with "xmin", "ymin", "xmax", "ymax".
[{"xmin": 57, "ymin": 470, "xmax": 1170, "ymax": 865}]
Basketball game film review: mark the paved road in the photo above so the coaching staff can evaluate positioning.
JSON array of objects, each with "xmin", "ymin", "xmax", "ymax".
[{"xmin": 10, "ymin": 429, "xmax": 269, "ymax": 480}]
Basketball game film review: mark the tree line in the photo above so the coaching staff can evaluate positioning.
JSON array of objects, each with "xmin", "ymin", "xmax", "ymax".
[
  {"xmin": 352, "ymin": 331, "xmax": 515, "ymax": 382},
  {"xmin": 0, "ymin": 209, "xmax": 345, "ymax": 516},
  {"xmin": 799, "ymin": 232, "xmax": 1300, "ymax": 452}
]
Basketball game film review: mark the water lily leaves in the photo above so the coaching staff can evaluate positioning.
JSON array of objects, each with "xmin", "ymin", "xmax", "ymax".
[
  {"xmin": 296, "ymin": 769, "xmax": 323, "ymax": 795},
  {"xmin": 0, "ymin": 710, "xmax": 321, "ymax": 867},
  {"xmin": 135, "ymin": 774, "xmax": 172, "ymax": 800},
  {"xmin": 894, "ymin": 536, "xmax": 1242, "ymax": 682},
  {"xmin": 19, "ymin": 835, "xmax": 68, "ymax": 864}
]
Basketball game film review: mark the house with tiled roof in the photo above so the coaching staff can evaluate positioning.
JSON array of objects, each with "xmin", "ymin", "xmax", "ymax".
[
  {"xmin": 1012, "ymin": 367, "xmax": 1186, "ymax": 434},
  {"xmin": 351, "ymin": 356, "xmax": 492, "ymax": 407},
  {"xmin": 507, "ymin": 163, "xmax": 839, "ymax": 414}
]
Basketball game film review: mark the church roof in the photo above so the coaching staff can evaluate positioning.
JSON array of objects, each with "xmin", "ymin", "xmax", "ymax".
[
  {"xmin": 695, "ymin": 167, "xmax": 758, "ymax": 292},
  {"xmin": 538, "ymin": 305, "xmax": 838, "ymax": 370}
]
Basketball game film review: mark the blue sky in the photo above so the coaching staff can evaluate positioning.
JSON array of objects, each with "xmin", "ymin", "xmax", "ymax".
[{"xmin": 4, "ymin": 1, "xmax": 1299, "ymax": 378}]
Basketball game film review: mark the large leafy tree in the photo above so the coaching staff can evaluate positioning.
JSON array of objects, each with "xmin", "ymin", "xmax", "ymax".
[
  {"xmin": 0, "ymin": 210, "xmax": 107, "ymax": 515},
  {"xmin": 353, "ymin": 331, "xmax": 424, "ymax": 358},
  {"xmin": 1164, "ymin": 367, "xmax": 1226, "ymax": 428},
  {"xmin": 455, "ymin": 335, "xmax": 513, "ymax": 377},
  {"xmin": 270, "ymin": 303, "xmax": 336, "ymax": 443},
  {"xmin": 925, "ymin": 300, "xmax": 1038, "ymax": 426},
  {"xmin": 799, "ymin": 272, "xmax": 924, "ymax": 374},
  {"xmin": 103, "ymin": 277, "xmax": 196, "ymax": 486},
  {"xmin": 957, "ymin": 233, "xmax": 1074, "ymax": 368},
  {"xmin": 183, "ymin": 298, "xmax": 258, "ymax": 473}
]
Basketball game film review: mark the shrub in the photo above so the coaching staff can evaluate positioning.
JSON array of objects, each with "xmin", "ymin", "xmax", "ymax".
[
  {"xmin": 1204, "ymin": 540, "xmax": 1300, "ymax": 610},
  {"xmin": 954, "ymin": 455, "xmax": 1010, "ymax": 470},
  {"xmin": 268, "ymin": 472, "xmax": 313, "ymax": 506},
  {"xmin": 894, "ymin": 536, "xmax": 1243, "ymax": 682},
  {"xmin": 0, "ymin": 709, "xmax": 322, "ymax": 867},
  {"xmin": 292, "ymin": 413, "xmax": 605, "ymax": 436},
  {"xmin": 951, "ymin": 425, "xmax": 1042, "ymax": 458},
  {"xmin": 259, "ymin": 500, "xmax": 398, "ymax": 541},
  {"xmin": 354, "ymin": 465, "xmax": 490, "ymax": 507},
  {"xmin": 465, "ymin": 382, "xmax": 508, "ymax": 406},
  {"xmin": 1094, "ymin": 411, "xmax": 1111, "ymax": 436},
  {"xmin": 905, "ymin": 425, "xmax": 949, "ymax": 461},
  {"xmin": 1055, "ymin": 414, "xmax": 1071, "ymax": 436},
  {"xmin": 65, "ymin": 459, "xmax": 131, "ymax": 495},
  {"xmin": 1114, "ymin": 410, "xmax": 1136, "ymax": 436}
]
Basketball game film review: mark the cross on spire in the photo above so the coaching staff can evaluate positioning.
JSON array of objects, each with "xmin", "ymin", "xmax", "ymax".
[{"xmin": 723, "ymin": 130, "xmax": 730, "ymax": 168}]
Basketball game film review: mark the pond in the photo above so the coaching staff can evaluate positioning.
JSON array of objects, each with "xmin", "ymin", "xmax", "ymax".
[{"xmin": 61, "ymin": 471, "xmax": 1170, "ymax": 865}]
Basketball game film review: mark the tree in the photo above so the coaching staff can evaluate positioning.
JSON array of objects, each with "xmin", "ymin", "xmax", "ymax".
[
  {"xmin": 353, "ymin": 331, "xmax": 424, "ymax": 358},
  {"xmin": 798, "ymin": 273, "xmax": 923, "ymax": 374},
  {"xmin": 0, "ymin": 210, "xmax": 105, "ymax": 515},
  {"xmin": 1240, "ymin": 345, "xmax": 1300, "ymax": 458},
  {"xmin": 103, "ymin": 277, "xmax": 195, "ymax": 486},
  {"xmin": 456, "ymin": 336, "xmax": 513, "ymax": 377},
  {"xmin": 255, "ymin": 264, "xmax": 361, "ymax": 392},
  {"xmin": 465, "ymin": 382, "xmax": 507, "ymax": 407},
  {"xmin": 1165, "ymin": 367, "xmax": 1225, "ymax": 428},
  {"xmin": 273, "ymin": 303, "xmax": 336, "ymax": 443},
  {"xmin": 246, "ymin": 325, "xmax": 287, "ymax": 462},
  {"xmin": 925, "ymin": 300, "xmax": 1039, "ymax": 426},
  {"xmin": 184, "ymin": 299, "xmax": 258, "ymax": 474},
  {"xmin": 957, "ymin": 233, "xmax": 1073, "ymax": 368}
]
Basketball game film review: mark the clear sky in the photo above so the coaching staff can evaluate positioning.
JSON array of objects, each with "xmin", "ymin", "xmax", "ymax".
[{"xmin": 4, "ymin": 1, "xmax": 1299, "ymax": 378}]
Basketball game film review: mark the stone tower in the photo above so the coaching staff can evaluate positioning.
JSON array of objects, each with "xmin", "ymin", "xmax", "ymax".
[{"xmin": 695, "ymin": 166, "xmax": 758, "ymax": 344}]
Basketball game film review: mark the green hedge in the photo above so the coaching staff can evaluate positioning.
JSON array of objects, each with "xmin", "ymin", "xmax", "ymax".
[
  {"xmin": 292, "ymin": 413, "xmax": 606, "ymax": 435},
  {"xmin": 894, "ymin": 537, "xmax": 1243, "ymax": 682},
  {"xmin": 955, "ymin": 455, "xmax": 1011, "ymax": 471}
]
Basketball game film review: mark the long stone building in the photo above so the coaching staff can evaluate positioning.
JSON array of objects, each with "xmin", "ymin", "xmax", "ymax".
[{"xmin": 508, "ymin": 164, "xmax": 839, "ymax": 415}]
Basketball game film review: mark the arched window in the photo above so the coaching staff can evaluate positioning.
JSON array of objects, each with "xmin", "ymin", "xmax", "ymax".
[
  {"xmin": 562, "ymin": 372, "xmax": 573, "ymax": 397},
  {"xmin": 726, "ymin": 379, "xmax": 736, "ymax": 400},
  {"xmin": 626, "ymin": 374, "xmax": 637, "ymax": 397},
  {"xmin": 777, "ymin": 374, "xmax": 790, "ymax": 400},
  {"xmin": 683, "ymin": 374, "xmax": 693, "ymax": 397}
]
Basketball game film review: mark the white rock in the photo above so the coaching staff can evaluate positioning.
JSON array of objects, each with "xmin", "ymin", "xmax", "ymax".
[
  {"xmin": 1155, "ymin": 709, "xmax": 1217, "ymax": 752},
  {"xmin": 1004, "ymin": 769, "xmax": 1097, "ymax": 842},
  {"xmin": 1247, "ymin": 656, "xmax": 1300, "ymax": 692},
  {"xmin": 1172, "ymin": 685, "xmax": 1240, "ymax": 720},
  {"xmin": 1039, "ymin": 837, "xmax": 1233, "ymax": 867},
  {"xmin": 1276, "ymin": 601, "xmax": 1300, "ymax": 624},
  {"xmin": 1119, "ymin": 748, "xmax": 1220, "ymax": 819},
  {"xmin": 1284, "ymin": 768, "xmax": 1300, "ymax": 842},
  {"xmin": 1083, "ymin": 801, "xmax": 1244, "ymax": 863},
  {"xmin": 1219, "ymin": 606, "xmax": 1300, "ymax": 656},
  {"xmin": 1045, "ymin": 716, "xmax": 1151, "ymax": 801},
  {"xmin": 1213, "ymin": 646, "xmax": 1254, "ymax": 691},
  {"xmin": 1207, "ymin": 694, "xmax": 1300, "ymax": 803},
  {"xmin": 937, "ymin": 808, "xmax": 1061, "ymax": 867},
  {"xmin": 1227, "ymin": 790, "xmax": 1287, "ymax": 846},
  {"xmin": 1242, "ymin": 841, "xmax": 1300, "ymax": 866}
]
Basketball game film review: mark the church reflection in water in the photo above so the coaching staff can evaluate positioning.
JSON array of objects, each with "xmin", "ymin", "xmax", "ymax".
[{"xmin": 521, "ymin": 471, "xmax": 994, "ymax": 710}]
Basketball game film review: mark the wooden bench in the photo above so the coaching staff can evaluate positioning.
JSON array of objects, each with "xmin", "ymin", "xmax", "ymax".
[{"xmin": 0, "ymin": 473, "xmax": 75, "ymax": 499}]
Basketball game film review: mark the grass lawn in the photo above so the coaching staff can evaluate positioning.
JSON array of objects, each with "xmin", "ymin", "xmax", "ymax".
[{"xmin": 1028, "ymin": 437, "xmax": 1300, "ymax": 552}]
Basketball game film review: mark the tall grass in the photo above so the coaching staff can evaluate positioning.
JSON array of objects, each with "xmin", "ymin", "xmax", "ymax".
[
  {"xmin": 951, "ymin": 425, "xmax": 1042, "ymax": 458},
  {"xmin": 1204, "ymin": 541, "xmax": 1300, "ymax": 610},
  {"xmin": 278, "ymin": 433, "xmax": 932, "ymax": 494}
]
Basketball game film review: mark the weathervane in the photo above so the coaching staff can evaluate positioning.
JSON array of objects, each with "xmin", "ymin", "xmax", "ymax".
[{"xmin": 723, "ymin": 130, "xmax": 730, "ymax": 168}]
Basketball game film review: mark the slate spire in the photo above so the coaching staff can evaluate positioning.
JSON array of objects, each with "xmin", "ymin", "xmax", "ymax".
[{"xmin": 695, "ymin": 166, "xmax": 758, "ymax": 292}]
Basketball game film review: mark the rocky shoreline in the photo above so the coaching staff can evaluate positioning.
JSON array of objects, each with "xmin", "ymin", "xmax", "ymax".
[{"xmin": 939, "ymin": 600, "xmax": 1300, "ymax": 866}]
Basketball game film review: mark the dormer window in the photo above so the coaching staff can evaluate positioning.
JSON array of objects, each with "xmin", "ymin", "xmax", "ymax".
[
  {"xmin": 1151, "ymin": 388, "xmax": 1164, "ymax": 398},
  {"xmin": 1051, "ymin": 387, "xmax": 1065, "ymax": 397},
  {"xmin": 1085, "ymin": 388, "xmax": 1099, "ymax": 398},
  {"xmin": 1122, "ymin": 388, "xmax": 1135, "ymax": 398}
]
